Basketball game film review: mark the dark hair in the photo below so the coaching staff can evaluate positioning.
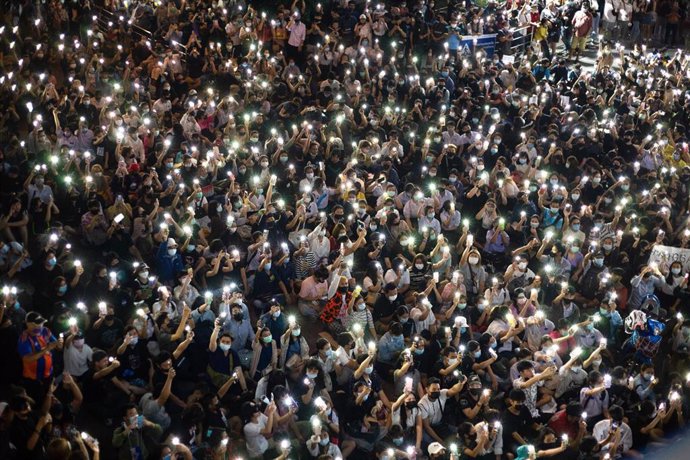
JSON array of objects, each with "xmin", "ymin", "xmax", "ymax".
[
  {"xmin": 609, "ymin": 405, "xmax": 624, "ymax": 422},
  {"xmin": 516, "ymin": 360, "xmax": 534, "ymax": 373},
  {"xmin": 509, "ymin": 389, "xmax": 527, "ymax": 402},
  {"xmin": 121, "ymin": 403, "xmax": 137, "ymax": 418}
]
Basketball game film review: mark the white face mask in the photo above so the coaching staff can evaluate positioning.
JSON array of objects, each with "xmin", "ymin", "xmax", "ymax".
[
  {"xmin": 415, "ymin": 263, "xmax": 424, "ymax": 270},
  {"xmin": 468, "ymin": 257, "xmax": 479, "ymax": 265}
]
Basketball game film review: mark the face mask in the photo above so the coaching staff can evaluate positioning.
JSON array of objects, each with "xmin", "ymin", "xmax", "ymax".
[
  {"xmin": 388, "ymin": 294, "xmax": 398, "ymax": 301},
  {"xmin": 449, "ymin": 176, "xmax": 457, "ymax": 183},
  {"xmin": 414, "ymin": 348, "xmax": 424, "ymax": 355},
  {"xmin": 602, "ymin": 244, "xmax": 613, "ymax": 251},
  {"xmin": 571, "ymin": 224, "xmax": 580, "ymax": 232},
  {"xmin": 592, "ymin": 359, "xmax": 602, "ymax": 367},
  {"xmin": 74, "ymin": 338, "xmax": 85, "ymax": 348},
  {"xmin": 468, "ymin": 257, "xmax": 479, "ymax": 265},
  {"xmin": 129, "ymin": 337, "xmax": 139, "ymax": 346},
  {"xmin": 621, "ymin": 184, "xmax": 630, "ymax": 191},
  {"xmin": 272, "ymin": 310, "xmax": 281, "ymax": 318},
  {"xmin": 292, "ymin": 328, "xmax": 301, "ymax": 336},
  {"xmin": 672, "ymin": 267, "xmax": 681, "ymax": 275},
  {"xmin": 264, "ymin": 263, "xmax": 272, "ymax": 271},
  {"xmin": 319, "ymin": 437, "xmax": 330, "ymax": 446},
  {"xmin": 262, "ymin": 335, "xmax": 273, "ymax": 343},
  {"xmin": 530, "ymin": 222, "xmax": 540, "ymax": 228},
  {"xmin": 447, "ymin": 357, "xmax": 458, "ymax": 366},
  {"xmin": 593, "ymin": 258, "xmax": 604, "ymax": 267},
  {"xmin": 13, "ymin": 301, "xmax": 20, "ymax": 310},
  {"xmin": 643, "ymin": 373, "xmax": 653, "ymax": 381},
  {"xmin": 168, "ymin": 248, "xmax": 177, "ymax": 256},
  {"xmin": 495, "ymin": 138, "xmax": 502, "ymax": 144},
  {"xmin": 357, "ymin": 303, "xmax": 366, "ymax": 311},
  {"xmin": 393, "ymin": 437, "xmax": 404, "ymax": 446},
  {"xmin": 140, "ymin": 271, "xmax": 149, "ymax": 279},
  {"xmin": 429, "ymin": 390, "xmax": 441, "ymax": 400},
  {"xmin": 306, "ymin": 172, "xmax": 314, "ymax": 179},
  {"xmin": 325, "ymin": 349, "xmax": 334, "ymax": 358},
  {"xmin": 48, "ymin": 257, "xmax": 57, "ymax": 267},
  {"xmin": 219, "ymin": 343, "xmax": 231, "ymax": 352},
  {"xmin": 427, "ymin": 213, "xmax": 435, "ymax": 219},
  {"xmin": 58, "ymin": 285, "xmax": 67, "ymax": 294},
  {"xmin": 233, "ymin": 312, "xmax": 244, "ymax": 321},
  {"xmin": 364, "ymin": 366, "xmax": 374, "ymax": 374},
  {"xmin": 518, "ymin": 262, "xmax": 528, "ymax": 270},
  {"xmin": 459, "ymin": 303, "xmax": 467, "ymax": 309},
  {"xmin": 571, "ymin": 194, "xmax": 580, "ymax": 201},
  {"xmin": 306, "ymin": 371, "xmax": 318, "ymax": 379},
  {"xmin": 415, "ymin": 263, "xmax": 424, "ymax": 270},
  {"xmin": 592, "ymin": 177, "xmax": 601, "ymax": 185},
  {"xmin": 369, "ymin": 224, "xmax": 377, "ymax": 231},
  {"xmin": 473, "ymin": 351, "xmax": 481, "ymax": 358},
  {"xmin": 490, "ymin": 341, "xmax": 497, "ymax": 349},
  {"xmin": 571, "ymin": 246, "xmax": 580, "ymax": 253}
]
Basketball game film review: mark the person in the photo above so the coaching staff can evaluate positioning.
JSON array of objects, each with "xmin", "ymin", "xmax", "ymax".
[
  {"xmin": 571, "ymin": 5, "xmax": 594, "ymax": 61},
  {"xmin": 17, "ymin": 312, "xmax": 62, "ymax": 399},
  {"xmin": 111, "ymin": 404, "xmax": 163, "ymax": 460}
]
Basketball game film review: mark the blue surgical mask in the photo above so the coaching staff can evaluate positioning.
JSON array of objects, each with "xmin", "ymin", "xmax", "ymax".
[
  {"xmin": 474, "ymin": 351, "xmax": 481, "ymax": 358},
  {"xmin": 219, "ymin": 343, "xmax": 231, "ymax": 352},
  {"xmin": 393, "ymin": 437, "xmax": 404, "ymax": 446},
  {"xmin": 58, "ymin": 285, "xmax": 67, "ymax": 294},
  {"xmin": 48, "ymin": 257, "xmax": 57, "ymax": 267},
  {"xmin": 593, "ymin": 258, "xmax": 604, "ymax": 267},
  {"xmin": 364, "ymin": 366, "xmax": 373, "ymax": 374},
  {"xmin": 490, "ymin": 341, "xmax": 497, "ymax": 349},
  {"xmin": 306, "ymin": 371, "xmax": 318, "ymax": 379}
]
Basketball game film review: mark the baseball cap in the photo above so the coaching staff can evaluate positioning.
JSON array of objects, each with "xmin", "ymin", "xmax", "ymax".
[
  {"xmin": 428, "ymin": 442, "xmax": 445, "ymax": 455},
  {"xmin": 26, "ymin": 312, "xmax": 46, "ymax": 324}
]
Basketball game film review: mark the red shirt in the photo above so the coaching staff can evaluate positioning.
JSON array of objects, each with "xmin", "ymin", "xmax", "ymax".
[{"xmin": 548, "ymin": 410, "xmax": 579, "ymax": 439}]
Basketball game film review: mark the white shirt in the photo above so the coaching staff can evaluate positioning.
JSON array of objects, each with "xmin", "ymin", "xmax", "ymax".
[
  {"xmin": 593, "ymin": 419, "xmax": 633, "ymax": 457},
  {"xmin": 244, "ymin": 413, "xmax": 269, "ymax": 457},
  {"xmin": 63, "ymin": 343, "xmax": 93, "ymax": 377},
  {"xmin": 384, "ymin": 268, "xmax": 410, "ymax": 289},
  {"xmin": 418, "ymin": 389, "xmax": 449, "ymax": 425}
]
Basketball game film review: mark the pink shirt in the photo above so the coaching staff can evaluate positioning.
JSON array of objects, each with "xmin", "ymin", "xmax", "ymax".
[
  {"xmin": 299, "ymin": 276, "xmax": 327, "ymax": 301},
  {"xmin": 287, "ymin": 21, "xmax": 306, "ymax": 47}
]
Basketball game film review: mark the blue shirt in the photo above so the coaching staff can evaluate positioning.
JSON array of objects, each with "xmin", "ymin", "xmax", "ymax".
[{"xmin": 156, "ymin": 240, "xmax": 184, "ymax": 283}]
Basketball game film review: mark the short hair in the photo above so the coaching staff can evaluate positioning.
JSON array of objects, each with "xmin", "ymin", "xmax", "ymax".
[
  {"xmin": 516, "ymin": 360, "xmax": 534, "ymax": 373},
  {"xmin": 609, "ymin": 405, "xmax": 624, "ymax": 422},
  {"xmin": 509, "ymin": 389, "xmax": 527, "ymax": 402}
]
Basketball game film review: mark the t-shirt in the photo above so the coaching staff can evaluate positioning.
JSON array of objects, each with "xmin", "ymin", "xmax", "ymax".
[
  {"xmin": 140, "ymin": 393, "xmax": 171, "ymax": 430},
  {"xmin": 418, "ymin": 389, "xmax": 449, "ymax": 425},
  {"xmin": 63, "ymin": 343, "xmax": 93, "ymax": 377},
  {"xmin": 243, "ymin": 413, "xmax": 269, "ymax": 457}
]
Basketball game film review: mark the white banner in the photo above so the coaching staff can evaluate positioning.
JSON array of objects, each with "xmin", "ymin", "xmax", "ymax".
[{"xmin": 647, "ymin": 244, "xmax": 690, "ymax": 271}]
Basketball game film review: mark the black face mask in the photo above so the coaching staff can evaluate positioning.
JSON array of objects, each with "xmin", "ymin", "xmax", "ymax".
[
  {"xmin": 405, "ymin": 401, "xmax": 417, "ymax": 409},
  {"xmin": 469, "ymin": 388, "xmax": 481, "ymax": 397},
  {"xmin": 339, "ymin": 287, "xmax": 348, "ymax": 294},
  {"xmin": 429, "ymin": 391, "xmax": 441, "ymax": 400},
  {"xmin": 233, "ymin": 313, "xmax": 244, "ymax": 321},
  {"xmin": 105, "ymin": 314, "xmax": 114, "ymax": 322}
]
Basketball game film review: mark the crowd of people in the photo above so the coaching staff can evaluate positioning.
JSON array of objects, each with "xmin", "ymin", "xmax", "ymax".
[{"xmin": 1, "ymin": 0, "xmax": 690, "ymax": 459}]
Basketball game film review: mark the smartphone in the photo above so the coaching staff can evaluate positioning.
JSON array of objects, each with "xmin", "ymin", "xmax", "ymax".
[
  {"xmin": 114, "ymin": 213, "xmax": 125, "ymax": 224},
  {"xmin": 404, "ymin": 376, "xmax": 413, "ymax": 393}
]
